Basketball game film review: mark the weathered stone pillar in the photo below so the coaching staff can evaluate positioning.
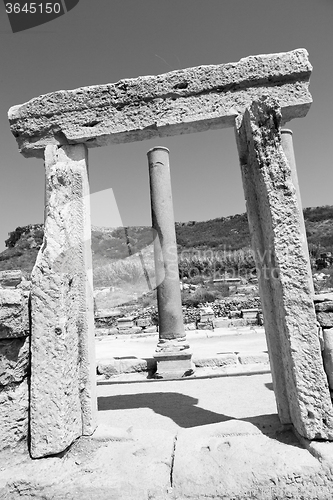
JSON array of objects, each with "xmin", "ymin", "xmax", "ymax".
[
  {"xmin": 147, "ymin": 147, "xmax": 193, "ymax": 378},
  {"xmin": 281, "ymin": 129, "xmax": 314, "ymax": 294},
  {"xmin": 235, "ymin": 97, "xmax": 333, "ymax": 440},
  {"xmin": 30, "ymin": 144, "xmax": 97, "ymax": 458}
]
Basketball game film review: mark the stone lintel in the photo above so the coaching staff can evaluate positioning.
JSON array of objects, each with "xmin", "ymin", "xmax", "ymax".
[
  {"xmin": 236, "ymin": 97, "xmax": 333, "ymax": 440},
  {"xmin": 8, "ymin": 49, "xmax": 312, "ymax": 158}
]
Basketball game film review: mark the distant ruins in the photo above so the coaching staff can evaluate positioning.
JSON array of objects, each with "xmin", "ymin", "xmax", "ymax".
[{"xmin": 3, "ymin": 48, "xmax": 333, "ymax": 459}]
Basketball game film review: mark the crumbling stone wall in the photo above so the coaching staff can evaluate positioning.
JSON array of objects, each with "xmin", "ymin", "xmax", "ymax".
[{"xmin": 0, "ymin": 270, "xmax": 30, "ymax": 451}]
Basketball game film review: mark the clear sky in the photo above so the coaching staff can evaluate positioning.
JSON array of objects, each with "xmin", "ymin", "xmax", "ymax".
[{"xmin": 0, "ymin": 0, "xmax": 332, "ymax": 251}]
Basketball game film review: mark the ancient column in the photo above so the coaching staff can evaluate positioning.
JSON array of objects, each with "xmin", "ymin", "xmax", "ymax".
[
  {"xmin": 30, "ymin": 144, "xmax": 97, "ymax": 458},
  {"xmin": 147, "ymin": 147, "xmax": 193, "ymax": 378},
  {"xmin": 235, "ymin": 97, "xmax": 333, "ymax": 440},
  {"xmin": 281, "ymin": 129, "xmax": 314, "ymax": 294}
]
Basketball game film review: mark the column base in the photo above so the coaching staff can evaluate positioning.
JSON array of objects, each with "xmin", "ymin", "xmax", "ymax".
[{"xmin": 153, "ymin": 350, "xmax": 194, "ymax": 379}]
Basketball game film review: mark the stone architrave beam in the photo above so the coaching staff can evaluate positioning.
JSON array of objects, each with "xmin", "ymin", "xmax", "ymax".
[
  {"xmin": 235, "ymin": 97, "xmax": 333, "ymax": 440},
  {"xmin": 30, "ymin": 144, "xmax": 97, "ymax": 458},
  {"xmin": 8, "ymin": 49, "xmax": 312, "ymax": 158}
]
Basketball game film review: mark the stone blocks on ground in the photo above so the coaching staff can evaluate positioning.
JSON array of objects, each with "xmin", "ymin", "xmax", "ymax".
[
  {"xmin": 117, "ymin": 317, "xmax": 136, "ymax": 329},
  {"xmin": 97, "ymin": 357, "xmax": 156, "ymax": 378},
  {"xmin": 213, "ymin": 317, "xmax": 230, "ymax": 328},
  {"xmin": 154, "ymin": 351, "xmax": 194, "ymax": 378},
  {"xmin": 193, "ymin": 353, "xmax": 238, "ymax": 368},
  {"xmin": 237, "ymin": 352, "xmax": 269, "ymax": 365},
  {"xmin": 135, "ymin": 317, "xmax": 151, "ymax": 328},
  {"xmin": 116, "ymin": 326, "xmax": 142, "ymax": 335}
]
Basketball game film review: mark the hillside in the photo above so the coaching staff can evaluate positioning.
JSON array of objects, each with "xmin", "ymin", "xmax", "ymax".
[{"xmin": 0, "ymin": 205, "xmax": 333, "ymax": 277}]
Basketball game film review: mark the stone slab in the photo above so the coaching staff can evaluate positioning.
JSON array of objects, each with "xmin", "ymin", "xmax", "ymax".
[
  {"xmin": 9, "ymin": 49, "xmax": 312, "ymax": 157},
  {"xmin": 236, "ymin": 96, "xmax": 333, "ymax": 439},
  {"xmin": 315, "ymin": 301, "xmax": 333, "ymax": 312},
  {"xmin": 193, "ymin": 353, "xmax": 238, "ymax": 368},
  {"xmin": 30, "ymin": 144, "xmax": 97, "ymax": 458},
  {"xmin": 154, "ymin": 351, "xmax": 194, "ymax": 378},
  {"xmin": 97, "ymin": 357, "xmax": 154, "ymax": 378},
  {"xmin": 237, "ymin": 351, "xmax": 269, "ymax": 365},
  {"xmin": 317, "ymin": 312, "xmax": 333, "ymax": 328},
  {"xmin": 314, "ymin": 293, "xmax": 333, "ymax": 303},
  {"xmin": 172, "ymin": 420, "xmax": 326, "ymax": 499},
  {"xmin": 213, "ymin": 317, "xmax": 230, "ymax": 328}
]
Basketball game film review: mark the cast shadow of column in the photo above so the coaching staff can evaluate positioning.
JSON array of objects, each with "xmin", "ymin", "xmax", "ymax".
[{"xmin": 98, "ymin": 392, "xmax": 230, "ymax": 428}]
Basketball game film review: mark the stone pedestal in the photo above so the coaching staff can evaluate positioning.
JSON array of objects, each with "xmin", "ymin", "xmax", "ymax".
[
  {"xmin": 30, "ymin": 144, "xmax": 97, "ymax": 458},
  {"xmin": 235, "ymin": 97, "xmax": 333, "ymax": 440},
  {"xmin": 147, "ymin": 147, "xmax": 193, "ymax": 378}
]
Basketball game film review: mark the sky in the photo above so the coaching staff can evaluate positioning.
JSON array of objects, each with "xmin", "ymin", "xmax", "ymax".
[{"xmin": 0, "ymin": 0, "xmax": 332, "ymax": 251}]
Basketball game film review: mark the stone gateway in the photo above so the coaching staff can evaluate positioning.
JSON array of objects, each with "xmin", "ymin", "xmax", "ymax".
[{"xmin": 7, "ymin": 48, "xmax": 331, "ymax": 458}]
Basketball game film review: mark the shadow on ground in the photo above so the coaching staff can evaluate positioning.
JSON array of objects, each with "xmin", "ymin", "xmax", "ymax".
[
  {"xmin": 98, "ymin": 392, "xmax": 230, "ymax": 427},
  {"xmin": 98, "ymin": 391, "xmax": 298, "ymax": 448}
]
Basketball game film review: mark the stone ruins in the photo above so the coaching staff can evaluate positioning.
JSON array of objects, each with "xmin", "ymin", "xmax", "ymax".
[{"xmin": 3, "ymin": 48, "xmax": 333, "ymax": 458}]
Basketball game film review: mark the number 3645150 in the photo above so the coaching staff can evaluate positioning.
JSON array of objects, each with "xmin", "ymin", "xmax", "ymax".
[{"xmin": 5, "ymin": 3, "xmax": 62, "ymax": 14}]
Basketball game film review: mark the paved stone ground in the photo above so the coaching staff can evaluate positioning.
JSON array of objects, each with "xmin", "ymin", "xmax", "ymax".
[{"xmin": 2, "ymin": 329, "xmax": 333, "ymax": 498}]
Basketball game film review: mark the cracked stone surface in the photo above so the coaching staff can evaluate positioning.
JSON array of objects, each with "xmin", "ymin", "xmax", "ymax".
[
  {"xmin": 30, "ymin": 144, "xmax": 97, "ymax": 458},
  {"xmin": 8, "ymin": 49, "xmax": 312, "ymax": 157},
  {"xmin": 2, "ymin": 420, "xmax": 333, "ymax": 500},
  {"xmin": 235, "ymin": 96, "xmax": 333, "ymax": 440}
]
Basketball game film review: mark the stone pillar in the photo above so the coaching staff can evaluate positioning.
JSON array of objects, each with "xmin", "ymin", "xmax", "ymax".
[
  {"xmin": 281, "ymin": 129, "xmax": 314, "ymax": 295},
  {"xmin": 30, "ymin": 144, "xmax": 97, "ymax": 458},
  {"xmin": 147, "ymin": 147, "xmax": 193, "ymax": 378},
  {"xmin": 235, "ymin": 97, "xmax": 333, "ymax": 440}
]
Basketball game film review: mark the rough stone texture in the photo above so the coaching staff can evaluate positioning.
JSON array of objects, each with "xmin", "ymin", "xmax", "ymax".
[
  {"xmin": 0, "ymin": 270, "xmax": 22, "ymax": 288},
  {"xmin": 0, "ymin": 288, "xmax": 29, "ymax": 339},
  {"xmin": 280, "ymin": 129, "xmax": 314, "ymax": 293},
  {"xmin": 235, "ymin": 97, "xmax": 333, "ymax": 439},
  {"xmin": 0, "ymin": 336, "xmax": 30, "ymax": 451},
  {"xmin": 8, "ymin": 49, "xmax": 312, "ymax": 158},
  {"xmin": 30, "ymin": 144, "xmax": 97, "ymax": 458},
  {"xmin": 0, "ymin": 336, "xmax": 29, "ymax": 386},
  {"xmin": 315, "ymin": 293, "xmax": 333, "ymax": 303},
  {"xmin": 238, "ymin": 352, "xmax": 269, "ymax": 365},
  {"xmin": 317, "ymin": 312, "xmax": 333, "ymax": 328},
  {"xmin": 322, "ymin": 328, "xmax": 333, "ymax": 389},
  {"xmin": 0, "ymin": 379, "xmax": 29, "ymax": 451},
  {"xmin": 193, "ymin": 353, "xmax": 238, "ymax": 368},
  {"xmin": 172, "ymin": 420, "xmax": 327, "ymax": 499},
  {"xmin": 97, "ymin": 357, "xmax": 155, "ymax": 378},
  {"xmin": 0, "ymin": 427, "xmax": 175, "ymax": 500},
  {"xmin": 315, "ymin": 301, "xmax": 333, "ymax": 312}
]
